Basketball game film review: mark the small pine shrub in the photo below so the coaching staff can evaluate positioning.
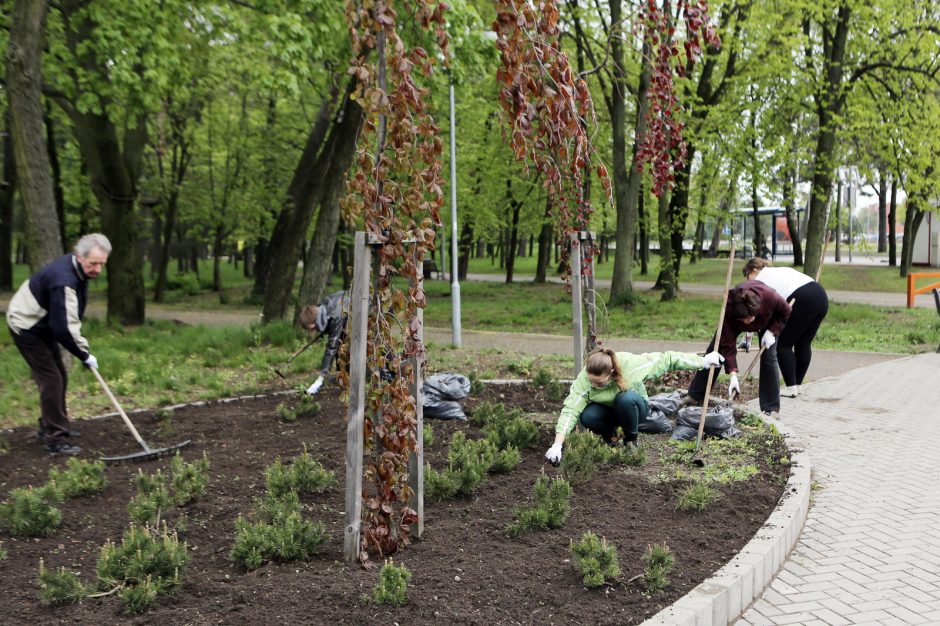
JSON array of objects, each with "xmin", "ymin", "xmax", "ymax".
[
  {"xmin": 469, "ymin": 400, "xmax": 506, "ymax": 426},
  {"xmin": 170, "ymin": 453, "xmax": 211, "ymax": 506},
  {"xmin": 531, "ymin": 367, "xmax": 564, "ymax": 401},
  {"xmin": 295, "ymin": 395, "xmax": 321, "ymax": 418},
  {"xmin": 571, "ymin": 532, "xmax": 621, "ymax": 588},
  {"xmin": 288, "ymin": 446, "xmax": 336, "ymax": 494},
  {"xmin": 128, "ymin": 470, "xmax": 172, "ymax": 525},
  {"xmin": 264, "ymin": 458, "xmax": 293, "ymax": 496},
  {"xmin": 559, "ymin": 431, "xmax": 613, "ymax": 484},
  {"xmin": 676, "ymin": 482, "xmax": 720, "ymax": 511},
  {"xmin": 121, "ymin": 576, "xmax": 160, "ymax": 614},
  {"xmin": 254, "ymin": 490, "xmax": 302, "ymax": 523},
  {"xmin": 0, "ymin": 436, "xmax": 9, "ymax": 455},
  {"xmin": 37, "ymin": 559, "xmax": 89, "ymax": 605},
  {"xmin": 423, "ymin": 465, "xmax": 458, "ymax": 502},
  {"xmin": 267, "ymin": 512, "xmax": 327, "ymax": 561},
  {"xmin": 154, "ymin": 407, "xmax": 174, "ymax": 421},
  {"xmin": 484, "ymin": 416, "xmax": 539, "ymax": 450},
  {"xmin": 231, "ymin": 517, "xmax": 272, "ymax": 571},
  {"xmin": 231, "ymin": 492, "xmax": 327, "ymax": 570},
  {"xmin": 444, "ymin": 433, "xmax": 490, "ymax": 496},
  {"xmin": 507, "ymin": 474, "xmax": 571, "ymax": 537},
  {"xmin": 642, "ymin": 543, "xmax": 675, "ymax": 594},
  {"xmin": 96, "ymin": 522, "xmax": 187, "ymax": 614},
  {"xmin": 372, "ymin": 559, "xmax": 411, "ymax": 606},
  {"xmin": 264, "ymin": 449, "xmax": 336, "ymax": 497},
  {"xmin": 96, "ymin": 523, "xmax": 188, "ymax": 590},
  {"xmin": 48, "ymin": 458, "xmax": 108, "ymax": 498},
  {"xmin": 0, "ymin": 543, "xmax": 6, "ymax": 560},
  {"xmin": 0, "ymin": 484, "xmax": 64, "ymax": 537},
  {"xmin": 467, "ymin": 371, "xmax": 485, "ymax": 395},
  {"xmin": 423, "ymin": 424, "xmax": 434, "ymax": 448},
  {"xmin": 276, "ymin": 403, "xmax": 297, "ymax": 422},
  {"xmin": 609, "ymin": 444, "xmax": 647, "ymax": 467},
  {"xmin": 487, "ymin": 445, "xmax": 521, "ymax": 474}
]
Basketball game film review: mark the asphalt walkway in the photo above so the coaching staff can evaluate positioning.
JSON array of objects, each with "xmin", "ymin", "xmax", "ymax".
[{"xmin": 736, "ymin": 352, "xmax": 940, "ymax": 625}]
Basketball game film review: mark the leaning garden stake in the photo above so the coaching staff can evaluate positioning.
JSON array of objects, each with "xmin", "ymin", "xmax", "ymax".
[
  {"xmin": 693, "ymin": 241, "xmax": 735, "ymax": 467},
  {"xmin": 92, "ymin": 368, "xmax": 191, "ymax": 463}
]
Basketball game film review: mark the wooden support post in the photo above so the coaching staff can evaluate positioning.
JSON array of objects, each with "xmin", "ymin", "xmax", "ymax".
[
  {"xmin": 344, "ymin": 232, "xmax": 370, "ymax": 562},
  {"xmin": 407, "ymin": 297, "xmax": 425, "ymax": 539},
  {"xmin": 571, "ymin": 233, "xmax": 584, "ymax": 373},
  {"xmin": 584, "ymin": 234, "xmax": 597, "ymax": 355}
]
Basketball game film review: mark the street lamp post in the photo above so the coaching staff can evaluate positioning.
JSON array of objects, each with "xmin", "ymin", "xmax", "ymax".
[{"xmin": 448, "ymin": 81, "xmax": 461, "ymax": 347}]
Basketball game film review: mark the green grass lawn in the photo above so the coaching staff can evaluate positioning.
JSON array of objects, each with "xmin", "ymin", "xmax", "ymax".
[
  {"xmin": 464, "ymin": 253, "xmax": 911, "ymax": 293},
  {"xmin": 420, "ymin": 280, "xmax": 938, "ymax": 354},
  {"xmin": 2, "ymin": 258, "xmax": 935, "ymax": 429}
]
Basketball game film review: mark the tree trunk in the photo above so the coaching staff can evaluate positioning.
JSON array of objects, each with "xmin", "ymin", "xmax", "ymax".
[
  {"xmin": 256, "ymin": 86, "xmax": 339, "ymax": 319},
  {"xmin": 610, "ymin": 20, "xmax": 648, "ymax": 306},
  {"xmin": 6, "ymin": 0, "xmax": 63, "ymax": 270},
  {"xmin": 888, "ymin": 177, "xmax": 897, "ymax": 266},
  {"xmin": 900, "ymin": 198, "xmax": 925, "ymax": 278},
  {"xmin": 534, "ymin": 197, "xmax": 552, "ymax": 283},
  {"xmin": 0, "ymin": 108, "xmax": 16, "ymax": 290},
  {"xmin": 296, "ymin": 91, "xmax": 364, "ymax": 320},
  {"xmin": 834, "ymin": 180, "xmax": 842, "ymax": 262},
  {"xmin": 43, "ymin": 107, "xmax": 66, "ymax": 248},
  {"xmin": 639, "ymin": 189, "xmax": 649, "ymax": 274},
  {"xmin": 458, "ymin": 221, "xmax": 472, "ymax": 281},
  {"xmin": 658, "ymin": 191, "xmax": 678, "ymax": 300},
  {"xmin": 783, "ymin": 166, "xmax": 803, "ymax": 265},
  {"xmin": 505, "ymin": 179, "xmax": 520, "ymax": 284},
  {"xmin": 877, "ymin": 171, "xmax": 887, "ymax": 253},
  {"xmin": 708, "ymin": 216, "xmax": 723, "ymax": 257},
  {"xmin": 751, "ymin": 175, "xmax": 762, "ymax": 256},
  {"xmin": 212, "ymin": 223, "xmax": 224, "ymax": 296},
  {"xmin": 154, "ymin": 191, "xmax": 181, "ymax": 302},
  {"xmin": 802, "ymin": 6, "xmax": 851, "ymax": 280},
  {"xmin": 67, "ymin": 108, "xmax": 147, "ymax": 324}
]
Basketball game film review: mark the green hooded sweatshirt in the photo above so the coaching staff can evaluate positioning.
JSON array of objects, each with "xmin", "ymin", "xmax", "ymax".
[{"xmin": 555, "ymin": 351, "xmax": 705, "ymax": 434}]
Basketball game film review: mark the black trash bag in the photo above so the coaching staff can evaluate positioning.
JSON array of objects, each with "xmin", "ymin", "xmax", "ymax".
[
  {"xmin": 670, "ymin": 402, "xmax": 741, "ymax": 440},
  {"xmin": 422, "ymin": 373, "xmax": 471, "ymax": 420},
  {"xmin": 639, "ymin": 391, "xmax": 681, "ymax": 434}
]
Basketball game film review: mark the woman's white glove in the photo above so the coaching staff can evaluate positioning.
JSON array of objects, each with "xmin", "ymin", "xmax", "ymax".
[
  {"xmin": 306, "ymin": 376, "xmax": 324, "ymax": 396},
  {"xmin": 703, "ymin": 351, "xmax": 725, "ymax": 369},
  {"xmin": 761, "ymin": 330, "xmax": 776, "ymax": 349},
  {"xmin": 83, "ymin": 354, "xmax": 98, "ymax": 369},
  {"xmin": 545, "ymin": 443, "xmax": 563, "ymax": 466},
  {"xmin": 728, "ymin": 373, "xmax": 740, "ymax": 398}
]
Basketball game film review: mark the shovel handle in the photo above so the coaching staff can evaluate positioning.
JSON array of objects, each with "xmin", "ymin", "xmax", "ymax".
[{"xmin": 91, "ymin": 367, "xmax": 151, "ymax": 453}]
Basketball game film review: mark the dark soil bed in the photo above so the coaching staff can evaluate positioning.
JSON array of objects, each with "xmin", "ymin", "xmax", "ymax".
[{"xmin": 0, "ymin": 379, "xmax": 788, "ymax": 625}]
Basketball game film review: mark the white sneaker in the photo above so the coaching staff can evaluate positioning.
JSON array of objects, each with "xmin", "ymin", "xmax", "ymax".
[{"xmin": 781, "ymin": 385, "xmax": 799, "ymax": 398}]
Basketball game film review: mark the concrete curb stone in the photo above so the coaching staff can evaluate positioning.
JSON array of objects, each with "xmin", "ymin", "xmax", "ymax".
[{"xmin": 641, "ymin": 413, "xmax": 811, "ymax": 626}]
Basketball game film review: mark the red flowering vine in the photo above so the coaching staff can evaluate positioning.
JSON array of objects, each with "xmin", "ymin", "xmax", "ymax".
[
  {"xmin": 637, "ymin": 0, "xmax": 720, "ymax": 197},
  {"xmin": 340, "ymin": 0, "xmax": 449, "ymax": 562},
  {"xmin": 493, "ymin": 0, "xmax": 610, "ymax": 280}
]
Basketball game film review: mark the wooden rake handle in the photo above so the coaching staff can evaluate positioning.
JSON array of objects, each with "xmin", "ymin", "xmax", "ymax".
[
  {"xmin": 695, "ymin": 242, "xmax": 736, "ymax": 452},
  {"xmin": 91, "ymin": 367, "xmax": 152, "ymax": 453}
]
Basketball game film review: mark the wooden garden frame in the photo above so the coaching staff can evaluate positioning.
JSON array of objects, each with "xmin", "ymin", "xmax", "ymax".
[
  {"xmin": 344, "ymin": 231, "xmax": 425, "ymax": 562},
  {"xmin": 570, "ymin": 231, "xmax": 597, "ymax": 372}
]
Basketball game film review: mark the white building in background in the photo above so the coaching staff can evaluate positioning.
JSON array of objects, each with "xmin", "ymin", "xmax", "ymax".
[{"xmin": 912, "ymin": 212, "xmax": 939, "ymax": 267}]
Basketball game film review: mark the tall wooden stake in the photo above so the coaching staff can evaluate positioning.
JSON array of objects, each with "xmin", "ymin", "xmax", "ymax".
[
  {"xmin": 344, "ymin": 232, "xmax": 370, "ymax": 562},
  {"xmin": 571, "ymin": 233, "xmax": 584, "ymax": 372}
]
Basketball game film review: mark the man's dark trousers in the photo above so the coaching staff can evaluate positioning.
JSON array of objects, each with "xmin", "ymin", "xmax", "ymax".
[{"xmin": 9, "ymin": 327, "xmax": 71, "ymax": 445}]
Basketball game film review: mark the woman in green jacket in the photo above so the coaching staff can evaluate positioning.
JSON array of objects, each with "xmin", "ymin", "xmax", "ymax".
[{"xmin": 544, "ymin": 347, "xmax": 724, "ymax": 464}]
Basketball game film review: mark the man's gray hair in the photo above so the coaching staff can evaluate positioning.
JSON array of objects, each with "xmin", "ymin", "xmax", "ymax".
[{"xmin": 75, "ymin": 233, "xmax": 112, "ymax": 257}]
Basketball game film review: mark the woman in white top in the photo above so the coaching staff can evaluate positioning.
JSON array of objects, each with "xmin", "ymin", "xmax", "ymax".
[{"xmin": 742, "ymin": 258, "xmax": 829, "ymax": 396}]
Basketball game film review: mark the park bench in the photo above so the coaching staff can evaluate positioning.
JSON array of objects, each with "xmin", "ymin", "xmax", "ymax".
[{"xmin": 422, "ymin": 259, "xmax": 444, "ymax": 280}]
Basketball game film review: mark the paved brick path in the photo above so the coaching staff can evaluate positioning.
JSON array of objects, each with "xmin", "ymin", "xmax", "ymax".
[{"xmin": 736, "ymin": 353, "xmax": 940, "ymax": 625}]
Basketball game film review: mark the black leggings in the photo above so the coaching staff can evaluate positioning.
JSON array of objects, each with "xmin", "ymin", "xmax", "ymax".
[{"xmin": 778, "ymin": 281, "xmax": 829, "ymax": 386}]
